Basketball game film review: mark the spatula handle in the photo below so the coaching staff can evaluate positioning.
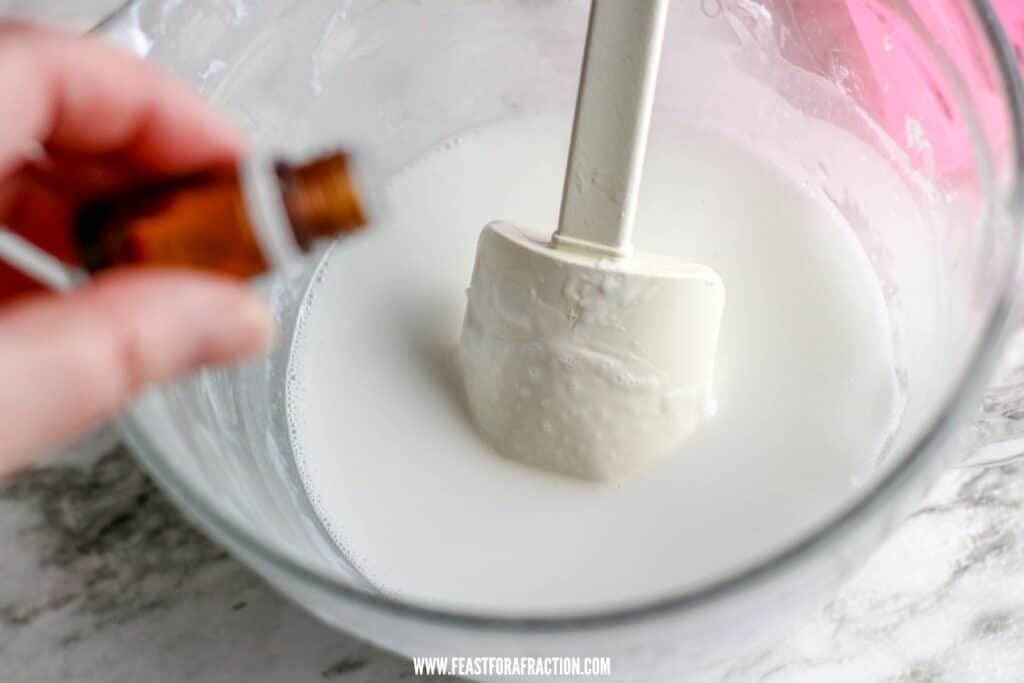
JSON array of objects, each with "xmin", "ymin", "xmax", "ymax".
[{"xmin": 553, "ymin": 0, "xmax": 669, "ymax": 258}]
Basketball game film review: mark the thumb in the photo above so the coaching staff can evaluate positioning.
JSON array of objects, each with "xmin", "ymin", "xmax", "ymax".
[{"xmin": 0, "ymin": 269, "xmax": 271, "ymax": 475}]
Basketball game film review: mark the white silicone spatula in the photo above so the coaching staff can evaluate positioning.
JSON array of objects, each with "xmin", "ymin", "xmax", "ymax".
[
  {"xmin": 553, "ymin": 0, "xmax": 668, "ymax": 258},
  {"xmin": 458, "ymin": 0, "xmax": 726, "ymax": 482}
]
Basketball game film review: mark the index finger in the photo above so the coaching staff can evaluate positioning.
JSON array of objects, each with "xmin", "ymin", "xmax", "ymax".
[{"xmin": 0, "ymin": 21, "xmax": 244, "ymax": 178}]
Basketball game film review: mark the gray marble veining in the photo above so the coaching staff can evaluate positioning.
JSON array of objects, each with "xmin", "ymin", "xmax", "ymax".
[
  {"xmin": 2, "ymin": 430, "xmax": 1024, "ymax": 682},
  {"xmin": 0, "ymin": 436, "xmax": 418, "ymax": 683}
]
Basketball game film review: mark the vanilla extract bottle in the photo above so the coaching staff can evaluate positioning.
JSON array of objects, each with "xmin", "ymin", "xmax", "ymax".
[{"xmin": 75, "ymin": 151, "xmax": 372, "ymax": 277}]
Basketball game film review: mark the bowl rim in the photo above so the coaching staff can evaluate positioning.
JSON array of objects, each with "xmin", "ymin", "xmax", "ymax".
[{"xmin": 115, "ymin": 0, "xmax": 1024, "ymax": 633}]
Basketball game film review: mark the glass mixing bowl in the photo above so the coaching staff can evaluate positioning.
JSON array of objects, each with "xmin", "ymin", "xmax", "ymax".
[{"xmin": 96, "ymin": 0, "xmax": 1024, "ymax": 678}]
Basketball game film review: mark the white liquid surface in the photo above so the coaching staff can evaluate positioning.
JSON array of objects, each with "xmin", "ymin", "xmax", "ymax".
[{"xmin": 287, "ymin": 114, "xmax": 900, "ymax": 615}]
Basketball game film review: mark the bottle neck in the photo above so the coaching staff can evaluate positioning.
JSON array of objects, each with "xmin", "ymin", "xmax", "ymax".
[{"xmin": 276, "ymin": 153, "xmax": 367, "ymax": 249}]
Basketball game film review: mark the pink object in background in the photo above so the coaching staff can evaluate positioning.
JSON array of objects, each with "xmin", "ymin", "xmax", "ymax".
[
  {"xmin": 779, "ymin": 0, "xmax": 1024, "ymax": 179},
  {"xmin": 852, "ymin": 0, "xmax": 1023, "ymax": 176}
]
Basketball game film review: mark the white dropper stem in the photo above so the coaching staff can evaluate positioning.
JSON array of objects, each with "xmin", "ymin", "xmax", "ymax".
[
  {"xmin": 552, "ymin": 0, "xmax": 669, "ymax": 259},
  {"xmin": 0, "ymin": 228, "xmax": 81, "ymax": 291}
]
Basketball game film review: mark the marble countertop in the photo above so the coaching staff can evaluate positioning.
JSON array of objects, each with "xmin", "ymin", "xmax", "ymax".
[{"xmin": 5, "ymin": 425, "xmax": 1024, "ymax": 682}]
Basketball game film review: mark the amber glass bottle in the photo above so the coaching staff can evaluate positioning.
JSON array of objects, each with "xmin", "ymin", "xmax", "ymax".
[{"xmin": 74, "ymin": 152, "xmax": 369, "ymax": 278}]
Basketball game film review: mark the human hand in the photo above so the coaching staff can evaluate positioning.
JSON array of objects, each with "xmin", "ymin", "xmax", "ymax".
[{"xmin": 0, "ymin": 22, "xmax": 271, "ymax": 476}]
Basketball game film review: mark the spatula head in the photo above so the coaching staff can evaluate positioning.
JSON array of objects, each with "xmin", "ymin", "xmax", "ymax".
[{"xmin": 458, "ymin": 220, "xmax": 725, "ymax": 482}]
